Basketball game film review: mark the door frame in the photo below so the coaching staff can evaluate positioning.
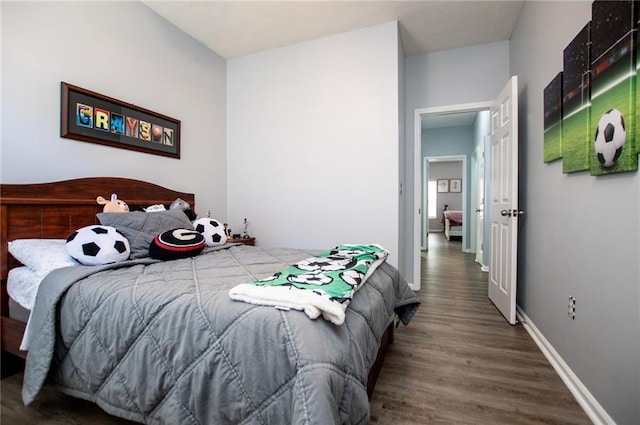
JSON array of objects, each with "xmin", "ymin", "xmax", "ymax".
[
  {"xmin": 473, "ymin": 138, "xmax": 489, "ymax": 271},
  {"xmin": 422, "ymin": 155, "xmax": 467, "ymax": 251},
  {"xmin": 413, "ymin": 101, "xmax": 492, "ymax": 290}
]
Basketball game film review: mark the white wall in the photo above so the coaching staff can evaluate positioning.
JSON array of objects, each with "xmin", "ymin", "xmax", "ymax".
[
  {"xmin": 403, "ymin": 41, "xmax": 510, "ymax": 283},
  {"xmin": 510, "ymin": 2, "xmax": 639, "ymax": 424},
  {"xmin": 227, "ymin": 22, "xmax": 401, "ymax": 265},
  {"xmin": 1, "ymin": 1, "xmax": 227, "ymax": 218}
]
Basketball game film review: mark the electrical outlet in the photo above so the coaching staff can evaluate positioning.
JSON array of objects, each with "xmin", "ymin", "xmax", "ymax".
[{"xmin": 568, "ymin": 296, "xmax": 576, "ymax": 320}]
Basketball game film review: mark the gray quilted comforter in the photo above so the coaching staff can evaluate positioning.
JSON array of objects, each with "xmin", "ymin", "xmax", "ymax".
[{"xmin": 22, "ymin": 245, "xmax": 419, "ymax": 424}]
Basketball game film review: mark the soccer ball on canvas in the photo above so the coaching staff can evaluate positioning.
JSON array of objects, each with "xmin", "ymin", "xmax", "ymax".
[{"xmin": 594, "ymin": 109, "xmax": 626, "ymax": 168}]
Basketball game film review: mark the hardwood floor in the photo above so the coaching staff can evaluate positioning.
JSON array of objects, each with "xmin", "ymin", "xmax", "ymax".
[
  {"xmin": 0, "ymin": 233, "xmax": 592, "ymax": 424},
  {"xmin": 369, "ymin": 233, "xmax": 592, "ymax": 425},
  {"xmin": 1, "ymin": 374, "xmax": 137, "ymax": 424}
]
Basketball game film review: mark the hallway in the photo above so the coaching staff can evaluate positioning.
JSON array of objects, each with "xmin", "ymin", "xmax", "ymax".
[{"xmin": 370, "ymin": 233, "xmax": 592, "ymax": 424}]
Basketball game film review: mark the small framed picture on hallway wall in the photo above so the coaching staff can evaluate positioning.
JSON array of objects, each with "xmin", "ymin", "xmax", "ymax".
[{"xmin": 449, "ymin": 179, "xmax": 461, "ymax": 193}]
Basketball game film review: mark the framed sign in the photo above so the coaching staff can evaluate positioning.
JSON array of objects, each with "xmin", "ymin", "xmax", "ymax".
[
  {"xmin": 450, "ymin": 179, "xmax": 462, "ymax": 193},
  {"xmin": 60, "ymin": 82, "xmax": 180, "ymax": 159},
  {"xmin": 437, "ymin": 179, "xmax": 449, "ymax": 193}
]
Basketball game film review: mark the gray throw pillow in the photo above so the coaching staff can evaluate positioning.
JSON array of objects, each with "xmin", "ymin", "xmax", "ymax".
[{"xmin": 97, "ymin": 210, "xmax": 193, "ymax": 259}]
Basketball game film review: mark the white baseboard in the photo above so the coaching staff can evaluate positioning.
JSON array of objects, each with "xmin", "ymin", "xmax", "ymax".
[
  {"xmin": 516, "ymin": 306, "xmax": 616, "ymax": 425},
  {"xmin": 475, "ymin": 259, "xmax": 488, "ymax": 272}
]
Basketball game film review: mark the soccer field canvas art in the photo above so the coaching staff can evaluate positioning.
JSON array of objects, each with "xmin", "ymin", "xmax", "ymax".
[
  {"xmin": 546, "ymin": 0, "xmax": 639, "ymax": 177},
  {"xmin": 561, "ymin": 22, "xmax": 592, "ymax": 173},
  {"xmin": 589, "ymin": 0, "xmax": 637, "ymax": 175},
  {"xmin": 544, "ymin": 72, "xmax": 563, "ymax": 163}
]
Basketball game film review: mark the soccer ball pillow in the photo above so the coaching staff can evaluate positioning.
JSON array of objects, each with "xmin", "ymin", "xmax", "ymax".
[
  {"xmin": 594, "ymin": 109, "xmax": 626, "ymax": 168},
  {"xmin": 193, "ymin": 218, "xmax": 227, "ymax": 247},
  {"xmin": 66, "ymin": 225, "xmax": 130, "ymax": 265}
]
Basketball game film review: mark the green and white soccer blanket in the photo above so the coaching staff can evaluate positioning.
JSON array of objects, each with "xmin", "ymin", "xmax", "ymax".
[{"xmin": 229, "ymin": 244, "xmax": 389, "ymax": 325}]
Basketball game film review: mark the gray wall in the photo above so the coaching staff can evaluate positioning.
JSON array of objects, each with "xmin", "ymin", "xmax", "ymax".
[
  {"xmin": 510, "ymin": 2, "xmax": 639, "ymax": 424},
  {"xmin": 1, "ymin": 1, "xmax": 227, "ymax": 219}
]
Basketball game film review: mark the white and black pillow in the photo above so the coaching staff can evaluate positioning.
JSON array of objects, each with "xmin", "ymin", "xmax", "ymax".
[
  {"xmin": 193, "ymin": 217, "xmax": 227, "ymax": 247},
  {"xmin": 66, "ymin": 225, "xmax": 130, "ymax": 265}
]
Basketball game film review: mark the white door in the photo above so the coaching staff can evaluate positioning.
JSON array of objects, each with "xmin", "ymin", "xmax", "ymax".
[
  {"xmin": 488, "ymin": 76, "xmax": 520, "ymax": 325},
  {"xmin": 475, "ymin": 141, "xmax": 485, "ymax": 266}
]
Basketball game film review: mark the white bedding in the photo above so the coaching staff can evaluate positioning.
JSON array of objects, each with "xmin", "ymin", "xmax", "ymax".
[
  {"xmin": 7, "ymin": 266, "xmax": 43, "ymax": 311},
  {"xmin": 445, "ymin": 218, "xmax": 463, "ymax": 240},
  {"xmin": 7, "ymin": 239, "xmax": 81, "ymax": 310}
]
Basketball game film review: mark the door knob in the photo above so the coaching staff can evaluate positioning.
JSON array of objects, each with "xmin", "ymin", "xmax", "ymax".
[
  {"xmin": 475, "ymin": 208, "xmax": 483, "ymax": 212},
  {"xmin": 500, "ymin": 209, "xmax": 512, "ymax": 217},
  {"xmin": 512, "ymin": 209, "xmax": 524, "ymax": 216}
]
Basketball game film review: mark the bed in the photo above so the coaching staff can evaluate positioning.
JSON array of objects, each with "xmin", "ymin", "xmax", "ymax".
[
  {"xmin": 0, "ymin": 177, "xmax": 419, "ymax": 424},
  {"xmin": 442, "ymin": 210, "xmax": 463, "ymax": 240}
]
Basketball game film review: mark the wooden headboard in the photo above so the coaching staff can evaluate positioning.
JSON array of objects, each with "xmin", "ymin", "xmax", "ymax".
[{"xmin": 0, "ymin": 177, "xmax": 195, "ymax": 316}]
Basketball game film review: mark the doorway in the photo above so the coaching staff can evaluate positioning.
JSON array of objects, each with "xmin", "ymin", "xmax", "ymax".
[
  {"xmin": 412, "ymin": 102, "xmax": 491, "ymax": 289},
  {"xmin": 422, "ymin": 157, "xmax": 465, "ymax": 251}
]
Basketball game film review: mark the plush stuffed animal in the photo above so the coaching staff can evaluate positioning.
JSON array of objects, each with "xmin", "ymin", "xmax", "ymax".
[
  {"xmin": 97, "ymin": 194, "xmax": 129, "ymax": 213},
  {"xmin": 169, "ymin": 197, "xmax": 197, "ymax": 220},
  {"xmin": 169, "ymin": 198, "xmax": 191, "ymax": 211}
]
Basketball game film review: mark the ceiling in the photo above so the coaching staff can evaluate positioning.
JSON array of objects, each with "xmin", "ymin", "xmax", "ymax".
[
  {"xmin": 142, "ymin": 1, "xmax": 524, "ymax": 129},
  {"xmin": 142, "ymin": 0, "xmax": 525, "ymax": 59}
]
